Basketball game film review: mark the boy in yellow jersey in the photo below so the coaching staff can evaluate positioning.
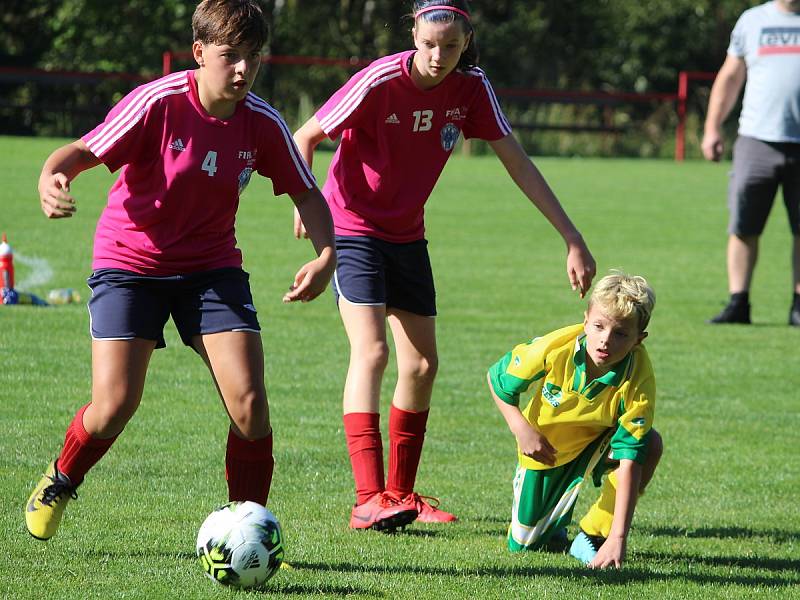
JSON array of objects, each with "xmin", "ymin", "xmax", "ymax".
[{"xmin": 487, "ymin": 271, "xmax": 663, "ymax": 569}]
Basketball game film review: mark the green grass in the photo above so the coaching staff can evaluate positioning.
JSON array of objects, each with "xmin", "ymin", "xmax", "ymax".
[{"xmin": 1, "ymin": 135, "xmax": 799, "ymax": 599}]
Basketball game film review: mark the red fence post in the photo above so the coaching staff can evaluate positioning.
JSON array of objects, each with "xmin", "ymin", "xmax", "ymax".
[
  {"xmin": 675, "ymin": 71, "xmax": 689, "ymax": 162},
  {"xmin": 162, "ymin": 51, "xmax": 173, "ymax": 76}
]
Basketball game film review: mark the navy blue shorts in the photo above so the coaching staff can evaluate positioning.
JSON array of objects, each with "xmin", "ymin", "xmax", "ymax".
[
  {"xmin": 332, "ymin": 235, "xmax": 436, "ymax": 317},
  {"xmin": 87, "ymin": 268, "xmax": 260, "ymax": 349}
]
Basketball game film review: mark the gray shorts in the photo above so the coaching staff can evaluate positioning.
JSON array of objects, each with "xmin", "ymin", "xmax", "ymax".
[{"xmin": 728, "ymin": 136, "xmax": 800, "ymax": 236}]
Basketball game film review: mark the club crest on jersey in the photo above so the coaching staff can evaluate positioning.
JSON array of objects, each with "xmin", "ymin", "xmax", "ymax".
[
  {"xmin": 237, "ymin": 167, "xmax": 253, "ymax": 196},
  {"xmin": 542, "ymin": 382, "xmax": 563, "ymax": 407},
  {"xmin": 440, "ymin": 123, "xmax": 460, "ymax": 152}
]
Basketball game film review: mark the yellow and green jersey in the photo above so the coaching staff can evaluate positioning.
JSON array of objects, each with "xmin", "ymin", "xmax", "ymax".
[{"xmin": 488, "ymin": 323, "xmax": 655, "ymax": 471}]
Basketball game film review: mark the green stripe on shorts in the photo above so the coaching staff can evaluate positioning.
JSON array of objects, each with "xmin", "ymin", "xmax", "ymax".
[{"xmin": 508, "ymin": 432, "xmax": 612, "ymax": 552}]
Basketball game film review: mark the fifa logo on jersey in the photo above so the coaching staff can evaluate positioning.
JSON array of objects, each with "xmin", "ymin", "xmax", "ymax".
[
  {"xmin": 238, "ymin": 167, "xmax": 253, "ymax": 196},
  {"xmin": 445, "ymin": 107, "xmax": 466, "ymax": 120},
  {"xmin": 542, "ymin": 382, "xmax": 563, "ymax": 407},
  {"xmin": 440, "ymin": 123, "xmax": 460, "ymax": 152}
]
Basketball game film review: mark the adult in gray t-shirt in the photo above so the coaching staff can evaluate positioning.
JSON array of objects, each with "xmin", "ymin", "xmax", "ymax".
[{"xmin": 702, "ymin": 0, "xmax": 800, "ymax": 326}]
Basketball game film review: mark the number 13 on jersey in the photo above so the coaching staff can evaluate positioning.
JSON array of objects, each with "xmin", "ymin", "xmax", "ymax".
[{"xmin": 412, "ymin": 110, "xmax": 433, "ymax": 132}]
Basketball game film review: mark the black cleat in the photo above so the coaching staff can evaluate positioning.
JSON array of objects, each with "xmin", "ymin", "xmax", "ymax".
[{"xmin": 707, "ymin": 300, "xmax": 751, "ymax": 324}]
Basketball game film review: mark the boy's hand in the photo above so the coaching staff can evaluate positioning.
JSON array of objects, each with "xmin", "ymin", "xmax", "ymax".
[
  {"xmin": 39, "ymin": 173, "xmax": 76, "ymax": 218},
  {"xmin": 588, "ymin": 535, "xmax": 626, "ymax": 569},
  {"xmin": 515, "ymin": 423, "xmax": 557, "ymax": 466}
]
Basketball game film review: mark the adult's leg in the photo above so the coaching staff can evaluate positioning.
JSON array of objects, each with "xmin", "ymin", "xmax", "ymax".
[
  {"xmin": 726, "ymin": 234, "xmax": 759, "ymax": 294},
  {"xmin": 194, "ymin": 331, "xmax": 272, "ymax": 504},
  {"xmin": 711, "ymin": 136, "xmax": 779, "ymax": 324},
  {"xmin": 793, "ymin": 235, "xmax": 800, "ymax": 295},
  {"xmin": 791, "ymin": 235, "xmax": 800, "ymax": 325},
  {"xmin": 783, "ymin": 153, "xmax": 800, "ymax": 323}
]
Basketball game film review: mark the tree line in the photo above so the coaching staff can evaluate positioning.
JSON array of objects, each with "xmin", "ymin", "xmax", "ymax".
[{"xmin": 1, "ymin": 0, "xmax": 755, "ymax": 156}]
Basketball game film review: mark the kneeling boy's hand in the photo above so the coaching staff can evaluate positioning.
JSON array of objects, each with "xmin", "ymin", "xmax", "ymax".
[
  {"xmin": 515, "ymin": 424, "xmax": 557, "ymax": 466},
  {"xmin": 588, "ymin": 535, "xmax": 626, "ymax": 569}
]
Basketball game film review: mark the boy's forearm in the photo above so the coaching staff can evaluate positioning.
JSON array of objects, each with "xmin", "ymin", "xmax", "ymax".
[
  {"xmin": 487, "ymin": 372, "xmax": 526, "ymax": 435},
  {"xmin": 608, "ymin": 460, "xmax": 642, "ymax": 540}
]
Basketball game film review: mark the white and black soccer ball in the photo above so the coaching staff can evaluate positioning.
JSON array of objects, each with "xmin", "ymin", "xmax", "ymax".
[{"xmin": 196, "ymin": 501, "xmax": 284, "ymax": 588}]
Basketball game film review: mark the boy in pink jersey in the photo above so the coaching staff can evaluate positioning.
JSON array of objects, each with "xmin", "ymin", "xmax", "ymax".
[
  {"xmin": 26, "ymin": 0, "xmax": 335, "ymax": 542},
  {"xmin": 293, "ymin": 0, "xmax": 596, "ymax": 531}
]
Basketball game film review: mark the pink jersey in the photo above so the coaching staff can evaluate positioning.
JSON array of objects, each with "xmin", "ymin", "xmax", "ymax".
[
  {"xmin": 316, "ymin": 50, "xmax": 512, "ymax": 243},
  {"xmin": 82, "ymin": 70, "xmax": 315, "ymax": 275}
]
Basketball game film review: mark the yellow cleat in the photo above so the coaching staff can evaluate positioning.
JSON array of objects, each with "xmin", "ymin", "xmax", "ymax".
[{"xmin": 25, "ymin": 461, "xmax": 77, "ymax": 540}]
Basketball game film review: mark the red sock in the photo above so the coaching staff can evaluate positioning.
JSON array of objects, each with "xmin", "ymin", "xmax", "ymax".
[
  {"xmin": 225, "ymin": 429, "xmax": 274, "ymax": 505},
  {"xmin": 386, "ymin": 405, "xmax": 428, "ymax": 497},
  {"xmin": 343, "ymin": 412, "xmax": 384, "ymax": 505},
  {"xmin": 57, "ymin": 403, "xmax": 117, "ymax": 485}
]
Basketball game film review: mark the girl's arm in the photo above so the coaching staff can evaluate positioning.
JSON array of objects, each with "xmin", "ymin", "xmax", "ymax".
[
  {"xmin": 283, "ymin": 187, "xmax": 336, "ymax": 303},
  {"xmin": 292, "ymin": 117, "xmax": 329, "ymax": 239},
  {"xmin": 589, "ymin": 459, "xmax": 642, "ymax": 569},
  {"xmin": 488, "ymin": 134, "xmax": 596, "ymax": 297},
  {"xmin": 38, "ymin": 140, "xmax": 101, "ymax": 219}
]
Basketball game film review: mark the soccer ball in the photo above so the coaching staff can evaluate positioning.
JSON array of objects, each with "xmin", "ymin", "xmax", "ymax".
[{"xmin": 196, "ymin": 501, "xmax": 284, "ymax": 588}]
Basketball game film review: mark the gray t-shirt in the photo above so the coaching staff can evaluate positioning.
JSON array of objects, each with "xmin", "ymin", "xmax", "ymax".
[{"xmin": 729, "ymin": 1, "xmax": 800, "ymax": 142}]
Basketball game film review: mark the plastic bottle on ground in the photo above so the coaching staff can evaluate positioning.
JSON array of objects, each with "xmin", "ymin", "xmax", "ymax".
[
  {"xmin": 0, "ymin": 233, "xmax": 14, "ymax": 290},
  {"xmin": 47, "ymin": 288, "xmax": 81, "ymax": 305}
]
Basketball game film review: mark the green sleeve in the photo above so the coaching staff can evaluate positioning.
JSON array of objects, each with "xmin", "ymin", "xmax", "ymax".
[
  {"xmin": 487, "ymin": 346, "xmax": 546, "ymax": 407},
  {"xmin": 610, "ymin": 375, "xmax": 655, "ymax": 465}
]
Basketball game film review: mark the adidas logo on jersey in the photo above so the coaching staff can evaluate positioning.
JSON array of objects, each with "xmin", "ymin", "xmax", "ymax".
[
  {"xmin": 384, "ymin": 113, "xmax": 400, "ymax": 124},
  {"xmin": 169, "ymin": 138, "xmax": 186, "ymax": 152}
]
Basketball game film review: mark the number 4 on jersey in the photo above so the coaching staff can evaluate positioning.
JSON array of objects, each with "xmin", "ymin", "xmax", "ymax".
[{"xmin": 202, "ymin": 151, "xmax": 218, "ymax": 177}]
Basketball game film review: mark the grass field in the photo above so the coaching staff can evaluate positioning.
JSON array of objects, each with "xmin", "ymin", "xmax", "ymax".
[{"xmin": 1, "ymin": 135, "xmax": 798, "ymax": 599}]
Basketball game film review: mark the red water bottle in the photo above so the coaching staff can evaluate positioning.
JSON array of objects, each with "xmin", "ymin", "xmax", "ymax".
[{"xmin": 0, "ymin": 233, "xmax": 14, "ymax": 290}]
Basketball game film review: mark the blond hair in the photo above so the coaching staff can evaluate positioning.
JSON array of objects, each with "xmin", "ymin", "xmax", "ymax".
[{"xmin": 588, "ymin": 270, "xmax": 656, "ymax": 331}]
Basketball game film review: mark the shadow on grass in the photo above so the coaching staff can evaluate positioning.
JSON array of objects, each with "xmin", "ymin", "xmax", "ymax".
[
  {"xmin": 636, "ymin": 551, "xmax": 800, "ymax": 574},
  {"xmin": 290, "ymin": 559, "xmax": 799, "ymax": 588},
  {"xmin": 267, "ymin": 583, "xmax": 380, "ymax": 597},
  {"xmin": 639, "ymin": 524, "xmax": 800, "ymax": 545},
  {"xmin": 82, "ymin": 550, "xmax": 198, "ymax": 561}
]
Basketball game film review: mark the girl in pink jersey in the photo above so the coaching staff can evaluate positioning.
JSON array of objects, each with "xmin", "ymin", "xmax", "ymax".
[
  {"xmin": 26, "ymin": 0, "xmax": 335, "ymax": 542},
  {"xmin": 293, "ymin": 0, "xmax": 596, "ymax": 531}
]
